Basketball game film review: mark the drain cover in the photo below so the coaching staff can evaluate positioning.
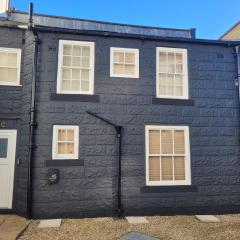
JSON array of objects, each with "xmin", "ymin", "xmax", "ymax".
[{"xmin": 120, "ymin": 232, "xmax": 160, "ymax": 240}]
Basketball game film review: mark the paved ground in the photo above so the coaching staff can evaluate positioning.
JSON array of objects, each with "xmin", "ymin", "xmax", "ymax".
[
  {"xmin": 0, "ymin": 215, "xmax": 29, "ymax": 240},
  {"xmin": 18, "ymin": 214, "xmax": 240, "ymax": 240}
]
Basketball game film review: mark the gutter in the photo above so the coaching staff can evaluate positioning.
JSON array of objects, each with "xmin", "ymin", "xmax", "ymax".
[{"xmin": 26, "ymin": 2, "xmax": 40, "ymax": 219}]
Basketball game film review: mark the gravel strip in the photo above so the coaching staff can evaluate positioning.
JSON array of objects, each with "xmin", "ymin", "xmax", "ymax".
[{"xmin": 18, "ymin": 214, "xmax": 240, "ymax": 240}]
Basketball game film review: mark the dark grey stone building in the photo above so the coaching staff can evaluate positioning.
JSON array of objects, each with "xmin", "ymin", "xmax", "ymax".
[{"xmin": 0, "ymin": 5, "xmax": 240, "ymax": 219}]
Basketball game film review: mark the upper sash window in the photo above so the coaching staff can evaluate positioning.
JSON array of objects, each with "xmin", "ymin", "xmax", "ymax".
[
  {"xmin": 110, "ymin": 47, "xmax": 139, "ymax": 78},
  {"xmin": 156, "ymin": 47, "xmax": 188, "ymax": 99},
  {"xmin": 0, "ymin": 48, "xmax": 21, "ymax": 86},
  {"xmin": 57, "ymin": 40, "xmax": 95, "ymax": 94}
]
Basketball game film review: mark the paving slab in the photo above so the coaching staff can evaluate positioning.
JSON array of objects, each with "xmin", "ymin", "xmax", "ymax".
[
  {"xmin": 0, "ymin": 215, "xmax": 29, "ymax": 240},
  {"xmin": 195, "ymin": 215, "xmax": 220, "ymax": 223},
  {"xmin": 126, "ymin": 217, "xmax": 149, "ymax": 224},
  {"xmin": 121, "ymin": 232, "xmax": 160, "ymax": 240},
  {"xmin": 38, "ymin": 219, "xmax": 62, "ymax": 228}
]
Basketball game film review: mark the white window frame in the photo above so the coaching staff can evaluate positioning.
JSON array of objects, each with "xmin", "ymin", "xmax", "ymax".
[
  {"xmin": 52, "ymin": 125, "xmax": 79, "ymax": 160},
  {"xmin": 156, "ymin": 47, "xmax": 189, "ymax": 99},
  {"xmin": 145, "ymin": 125, "xmax": 191, "ymax": 186},
  {"xmin": 0, "ymin": 47, "xmax": 22, "ymax": 86},
  {"xmin": 110, "ymin": 47, "xmax": 139, "ymax": 78},
  {"xmin": 57, "ymin": 40, "xmax": 95, "ymax": 95}
]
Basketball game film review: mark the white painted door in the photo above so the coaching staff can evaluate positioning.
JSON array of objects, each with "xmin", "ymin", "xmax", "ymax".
[{"xmin": 0, "ymin": 130, "xmax": 17, "ymax": 209}]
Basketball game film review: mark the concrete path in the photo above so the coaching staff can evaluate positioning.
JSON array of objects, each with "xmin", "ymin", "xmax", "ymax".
[
  {"xmin": 0, "ymin": 215, "xmax": 29, "ymax": 240},
  {"xmin": 38, "ymin": 219, "xmax": 62, "ymax": 228},
  {"xmin": 126, "ymin": 216, "xmax": 150, "ymax": 224},
  {"xmin": 195, "ymin": 215, "xmax": 220, "ymax": 223}
]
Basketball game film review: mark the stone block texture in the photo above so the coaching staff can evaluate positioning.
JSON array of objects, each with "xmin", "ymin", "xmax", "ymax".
[
  {"xmin": 0, "ymin": 27, "xmax": 29, "ymax": 216},
  {"xmin": 1, "ymin": 26, "xmax": 240, "ymax": 218}
]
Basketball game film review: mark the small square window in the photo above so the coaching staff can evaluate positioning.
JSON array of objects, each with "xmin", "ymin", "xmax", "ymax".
[
  {"xmin": 110, "ymin": 47, "xmax": 139, "ymax": 78},
  {"xmin": 156, "ymin": 47, "xmax": 188, "ymax": 99},
  {"xmin": 57, "ymin": 40, "xmax": 95, "ymax": 94},
  {"xmin": 0, "ymin": 48, "xmax": 21, "ymax": 86},
  {"xmin": 52, "ymin": 125, "xmax": 79, "ymax": 160},
  {"xmin": 145, "ymin": 125, "xmax": 191, "ymax": 186}
]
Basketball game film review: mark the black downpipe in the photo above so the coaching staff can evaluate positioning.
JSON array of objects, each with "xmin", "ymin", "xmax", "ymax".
[
  {"xmin": 27, "ymin": 2, "xmax": 39, "ymax": 219},
  {"xmin": 116, "ymin": 126, "xmax": 122, "ymax": 217},
  {"xmin": 235, "ymin": 46, "xmax": 240, "ymax": 101},
  {"xmin": 86, "ymin": 111, "xmax": 123, "ymax": 217}
]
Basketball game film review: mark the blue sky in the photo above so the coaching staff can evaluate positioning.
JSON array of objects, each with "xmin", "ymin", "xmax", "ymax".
[{"xmin": 12, "ymin": 0, "xmax": 240, "ymax": 39}]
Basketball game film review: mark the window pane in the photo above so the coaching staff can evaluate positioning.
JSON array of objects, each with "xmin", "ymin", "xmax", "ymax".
[
  {"xmin": 125, "ymin": 65, "xmax": 135, "ymax": 75},
  {"xmin": 161, "ymin": 130, "xmax": 173, "ymax": 154},
  {"xmin": 149, "ymin": 130, "xmax": 160, "ymax": 154},
  {"xmin": 176, "ymin": 53, "xmax": 183, "ymax": 64},
  {"xmin": 0, "ymin": 52, "xmax": 7, "ymax": 66},
  {"xmin": 175, "ymin": 86, "xmax": 183, "ymax": 96},
  {"xmin": 159, "ymin": 52, "xmax": 167, "ymax": 73},
  {"xmin": 174, "ymin": 130, "xmax": 185, "ymax": 154},
  {"xmin": 159, "ymin": 74, "xmax": 166, "ymax": 95},
  {"xmin": 81, "ymin": 69, "xmax": 89, "ymax": 81},
  {"xmin": 58, "ymin": 129, "xmax": 66, "ymax": 141},
  {"xmin": 67, "ymin": 129, "xmax": 74, "ymax": 141},
  {"xmin": 82, "ymin": 57, "xmax": 90, "ymax": 68},
  {"xmin": 176, "ymin": 53, "xmax": 183, "ymax": 74},
  {"xmin": 149, "ymin": 157, "xmax": 160, "ymax": 181},
  {"xmin": 63, "ymin": 45, "xmax": 72, "ymax": 55},
  {"xmin": 62, "ymin": 80, "xmax": 71, "ymax": 91},
  {"xmin": 63, "ymin": 56, "xmax": 71, "ymax": 67},
  {"xmin": 62, "ymin": 68, "xmax": 71, "ymax": 80},
  {"xmin": 58, "ymin": 143, "xmax": 66, "ymax": 154},
  {"xmin": 0, "ymin": 68, "xmax": 8, "ymax": 82},
  {"xmin": 159, "ymin": 52, "xmax": 167, "ymax": 62},
  {"xmin": 166, "ymin": 74, "xmax": 174, "ymax": 95},
  {"xmin": 82, "ymin": 46, "xmax": 90, "ymax": 56},
  {"xmin": 81, "ymin": 81, "xmax": 89, "ymax": 91},
  {"xmin": 66, "ymin": 143, "xmax": 74, "ymax": 154},
  {"xmin": 71, "ymin": 80, "xmax": 80, "ymax": 91},
  {"xmin": 73, "ymin": 45, "xmax": 81, "ymax": 56},
  {"xmin": 168, "ymin": 52, "xmax": 175, "ymax": 73},
  {"xmin": 125, "ymin": 53, "xmax": 135, "ymax": 64},
  {"xmin": 0, "ymin": 138, "xmax": 8, "ymax": 158},
  {"xmin": 114, "ymin": 52, "xmax": 124, "ymax": 63},
  {"xmin": 72, "ymin": 57, "xmax": 81, "ymax": 67},
  {"xmin": 7, "ymin": 53, "xmax": 17, "ymax": 67},
  {"xmin": 174, "ymin": 157, "xmax": 185, "ymax": 180},
  {"xmin": 72, "ymin": 69, "xmax": 80, "ymax": 80},
  {"xmin": 175, "ymin": 75, "xmax": 182, "ymax": 86},
  {"xmin": 113, "ymin": 64, "xmax": 124, "ymax": 75},
  {"xmin": 161, "ymin": 157, "xmax": 173, "ymax": 180},
  {"xmin": 8, "ymin": 68, "xmax": 17, "ymax": 82}
]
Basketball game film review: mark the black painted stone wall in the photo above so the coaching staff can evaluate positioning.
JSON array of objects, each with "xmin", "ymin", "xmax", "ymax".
[
  {"xmin": 29, "ymin": 32, "xmax": 240, "ymax": 218},
  {"xmin": 0, "ymin": 27, "xmax": 28, "ymax": 215},
  {"xmin": 0, "ymin": 26, "xmax": 239, "ymax": 218}
]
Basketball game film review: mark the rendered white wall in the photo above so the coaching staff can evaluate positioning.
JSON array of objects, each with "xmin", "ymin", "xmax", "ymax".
[{"xmin": 0, "ymin": 0, "xmax": 9, "ymax": 14}]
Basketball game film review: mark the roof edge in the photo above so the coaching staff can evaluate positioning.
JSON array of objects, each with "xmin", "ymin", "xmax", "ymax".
[
  {"xmin": 219, "ymin": 21, "xmax": 240, "ymax": 40},
  {"xmin": 9, "ymin": 10, "xmax": 194, "ymax": 35},
  {"xmin": 33, "ymin": 24, "xmax": 240, "ymax": 46}
]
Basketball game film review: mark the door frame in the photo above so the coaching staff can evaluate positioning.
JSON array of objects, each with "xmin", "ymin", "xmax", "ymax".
[{"xmin": 0, "ymin": 129, "xmax": 17, "ymax": 209}]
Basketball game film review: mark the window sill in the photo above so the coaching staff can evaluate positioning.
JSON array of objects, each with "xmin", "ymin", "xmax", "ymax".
[
  {"xmin": 51, "ymin": 93, "xmax": 100, "ymax": 102},
  {"xmin": 0, "ymin": 84, "xmax": 22, "ymax": 87},
  {"xmin": 152, "ymin": 98, "xmax": 194, "ymax": 106},
  {"xmin": 140, "ymin": 185, "xmax": 198, "ymax": 193},
  {"xmin": 45, "ymin": 160, "xmax": 84, "ymax": 167},
  {"xmin": 0, "ymin": 113, "xmax": 21, "ymax": 120}
]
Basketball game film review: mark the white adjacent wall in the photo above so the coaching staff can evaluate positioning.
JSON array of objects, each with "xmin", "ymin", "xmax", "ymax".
[{"xmin": 0, "ymin": 0, "xmax": 9, "ymax": 14}]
